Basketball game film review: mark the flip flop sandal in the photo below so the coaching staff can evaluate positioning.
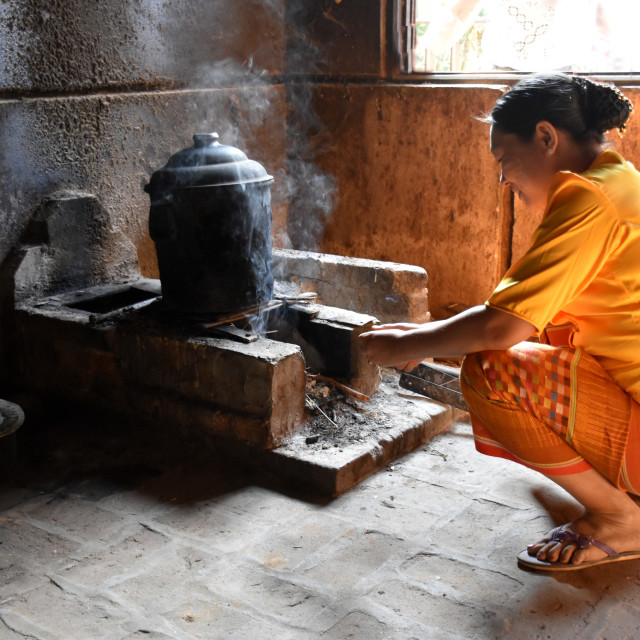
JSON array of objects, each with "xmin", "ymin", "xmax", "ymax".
[{"xmin": 517, "ymin": 525, "xmax": 640, "ymax": 572}]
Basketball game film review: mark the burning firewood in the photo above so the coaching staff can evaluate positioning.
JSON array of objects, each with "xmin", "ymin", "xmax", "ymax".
[
  {"xmin": 200, "ymin": 292, "xmax": 318, "ymax": 330},
  {"xmin": 307, "ymin": 373, "xmax": 371, "ymax": 402}
]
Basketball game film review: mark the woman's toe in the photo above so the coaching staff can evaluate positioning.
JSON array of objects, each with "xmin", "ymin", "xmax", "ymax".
[
  {"xmin": 538, "ymin": 541, "xmax": 566, "ymax": 563},
  {"xmin": 558, "ymin": 543, "xmax": 578, "ymax": 564}
]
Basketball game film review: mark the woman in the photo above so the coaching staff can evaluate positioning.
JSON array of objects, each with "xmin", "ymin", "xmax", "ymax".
[{"xmin": 360, "ymin": 73, "xmax": 640, "ymax": 572}]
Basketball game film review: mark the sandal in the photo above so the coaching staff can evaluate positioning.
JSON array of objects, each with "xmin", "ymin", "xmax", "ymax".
[{"xmin": 517, "ymin": 525, "xmax": 640, "ymax": 572}]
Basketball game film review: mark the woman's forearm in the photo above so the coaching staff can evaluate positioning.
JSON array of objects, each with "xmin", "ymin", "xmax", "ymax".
[{"xmin": 359, "ymin": 305, "xmax": 536, "ymax": 367}]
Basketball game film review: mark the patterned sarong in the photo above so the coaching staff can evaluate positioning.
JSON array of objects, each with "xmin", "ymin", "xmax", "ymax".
[{"xmin": 460, "ymin": 342, "xmax": 640, "ymax": 495}]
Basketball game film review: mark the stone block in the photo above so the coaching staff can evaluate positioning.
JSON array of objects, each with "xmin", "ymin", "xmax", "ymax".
[
  {"xmin": 245, "ymin": 511, "xmax": 354, "ymax": 571},
  {"xmin": 368, "ymin": 578, "xmax": 507, "ymax": 637},
  {"xmin": 166, "ymin": 597, "xmax": 298, "ymax": 639},
  {"xmin": 0, "ymin": 582, "xmax": 128, "ymax": 639},
  {"xmin": 321, "ymin": 612, "xmax": 391, "ymax": 640},
  {"xmin": 303, "ymin": 529, "xmax": 409, "ymax": 589},
  {"xmin": 208, "ymin": 565, "xmax": 336, "ymax": 633},
  {"xmin": 16, "ymin": 192, "xmax": 111, "ymax": 301},
  {"xmin": 13, "ymin": 304, "xmax": 126, "ymax": 406},
  {"xmin": 13, "ymin": 279, "xmax": 307, "ymax": 449},
  {"xmin": 273, "ymin": 248, "xmax": 429, "ymax": 324},
  {"xmin": 18, "ymin": 496, "xmax": 127, "ymax": 544},
  {"xmin": 284, "ymin": 301, "xmax": 381, "ymax": 397},
  {"xmin": 111, "ymin": 325, "xmax": 306, "ymax": 448}
]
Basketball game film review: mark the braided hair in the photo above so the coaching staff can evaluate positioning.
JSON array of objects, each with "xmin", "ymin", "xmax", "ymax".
[{"xmin": 488, "ymin": 73, "xmax": 633, "ymax": 144}]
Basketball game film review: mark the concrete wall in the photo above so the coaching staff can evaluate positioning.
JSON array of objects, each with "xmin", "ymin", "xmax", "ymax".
[
  {"xmin": 510, "ymin": 88, "xmax": 640, "ymax": 265},
  {"xmin": 0, "ymin": 0, "xmax": 288, "ymax": 272},
  {"xmin": 3, "ymin": 0, "xmax": 640, "ymax": 385},
  {"xmin": 0, "ymin": 0, "xmax": 288, "ymax": 379},
  {"xmin": 283, "ymin": 1, "xmax": 640, "ymax": 317},
  {"xmin": 283, "ymin": 0, "xmax": 512, "ymax": 316},
  {"xmin": 303, "ymin": 83, "xmax": 508, "ymax": 317}
]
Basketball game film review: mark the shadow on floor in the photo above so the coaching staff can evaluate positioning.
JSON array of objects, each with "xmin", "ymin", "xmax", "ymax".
[{"xmin": 0, "ymin": 396, "xmax": 328, "ymax": 512}]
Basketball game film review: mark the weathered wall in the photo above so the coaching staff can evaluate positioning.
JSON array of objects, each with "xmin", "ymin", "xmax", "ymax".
[
  {"xmin": 4, "ymin": 0, "xmax": 640, "ymax": 379},
  {"xmin": 297, "ymin": 83, "xmax": 508, "ymax": 317},
  {"xmin": 0, "ymin": 89, "xmax": 287, "ymax": 280},
  {"xmin": 283, "ymin": 1, "xmax": 512, "ymax": 316},
  {"xmin": 0, "ymin": 0, "xmax": 287, "ymax": 270},
  {"xmin": 283, "ymin": 1, "xmax": 640, "ymax": 317},
  {"xmin": 285, "ymin": 0, "xmax": 385, "ymax": 77},
  {"xmin": 0, "ymin": 0, "xmax": 288, "ymax": 384},
  {"xmin": 0, "ymin": 0, "xmax": 285, "ymax": 94}
]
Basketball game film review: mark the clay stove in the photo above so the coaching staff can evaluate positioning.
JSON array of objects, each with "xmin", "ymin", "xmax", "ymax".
[{"xmin": 8, "ymin": 138, "xmax": 453, "ymax": 495}]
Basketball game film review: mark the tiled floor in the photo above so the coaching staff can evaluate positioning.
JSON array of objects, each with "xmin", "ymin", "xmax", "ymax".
[{"xmin": 1, "ymin": 394, "xmax": 639, "ymax": 639}]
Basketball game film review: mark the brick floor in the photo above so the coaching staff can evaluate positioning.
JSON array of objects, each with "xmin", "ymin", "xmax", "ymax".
[{"xmin": 1, "ymin": 399, "xmax": 640, "ymax": 639}]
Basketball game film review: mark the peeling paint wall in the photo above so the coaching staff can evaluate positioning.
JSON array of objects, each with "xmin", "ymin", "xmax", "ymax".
[
  {"xmin": 0, "ymin": 0, "xmax": 288, "ymax": 274},
  {"xmin": 0, "ymin": 0, "xmax": 288, "ymax": 382}
]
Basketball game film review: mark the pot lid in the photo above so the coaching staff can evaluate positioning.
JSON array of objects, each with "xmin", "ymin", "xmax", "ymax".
[{"xmin": 145, "ymin": 133, "xmax": 273, "ymax": 193}]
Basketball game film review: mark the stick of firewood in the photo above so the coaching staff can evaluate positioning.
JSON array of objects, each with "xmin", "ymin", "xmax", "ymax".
[
  {"xmin": 201, "ymin": 293, "xmax": 318, "ymax": 330},
  {"xmin": 201, "ymin": 299, "xmax": 284, "ymax": 329},
  {"xmin": 308, "ymin": 374, "xmax": 371, "ymax": 402}
]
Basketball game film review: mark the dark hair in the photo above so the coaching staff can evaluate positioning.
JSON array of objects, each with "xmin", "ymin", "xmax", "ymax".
[{"xmin": 488, "ymin": 73, "xmax": 633, "ymax": 143}]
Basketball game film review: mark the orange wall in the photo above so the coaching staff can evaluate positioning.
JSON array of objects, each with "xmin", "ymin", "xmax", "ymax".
[{"xmin": 299, "ymin": 84, "xmax": 640, "ymax": 318}]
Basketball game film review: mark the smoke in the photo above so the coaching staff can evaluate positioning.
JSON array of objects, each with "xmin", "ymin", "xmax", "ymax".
[
  {"xmin": 279, "ymin": 81, "xmax": 337, "ymax": 253},
  {"xmin": 140, "ymin": 0, "xmax": 339, "ymax": 313},
  {"xmin": 186, "ymin": 36, "xmax": 338, "ymax": 257}
]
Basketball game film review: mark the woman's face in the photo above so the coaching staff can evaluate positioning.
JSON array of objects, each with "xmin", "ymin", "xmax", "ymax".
[{"xmin": 490, "ymin": 125, "xmax": 557, "ymax": 211}]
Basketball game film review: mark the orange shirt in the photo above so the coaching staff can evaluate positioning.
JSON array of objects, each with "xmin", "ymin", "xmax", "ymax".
[{"xmin": 487, "ymin": 150, "xmax": 640, "ymax": 402}]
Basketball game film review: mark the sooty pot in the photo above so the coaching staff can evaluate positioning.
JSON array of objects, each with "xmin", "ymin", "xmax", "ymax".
[{"xmin": 145, "ymin": 132, "xmax": 274, "ymax": 315}]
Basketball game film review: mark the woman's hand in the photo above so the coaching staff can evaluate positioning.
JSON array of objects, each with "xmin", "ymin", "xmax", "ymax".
[
  {"xmin": 359, "ymin": 323, "xmax": 422, "ymax": 370},
  {"xmin": 358, "ymin": 306, "xmax": 536, "ymax": 366}
]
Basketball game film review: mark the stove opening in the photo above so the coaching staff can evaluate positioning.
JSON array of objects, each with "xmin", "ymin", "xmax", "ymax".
[{"xmin": 68, "ymin": 287, "xmax": 160, "ymax": 314}]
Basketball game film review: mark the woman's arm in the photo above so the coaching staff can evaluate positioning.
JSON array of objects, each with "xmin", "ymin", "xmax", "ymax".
[{"xmin": 359, "ymin": 305, "xmax": 535, "ymax": 368}]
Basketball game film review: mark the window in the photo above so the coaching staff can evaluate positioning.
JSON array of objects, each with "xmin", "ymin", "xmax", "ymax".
[{"xmin": 409, "ymin": 0, "xmax": 640, "ymax": 75}]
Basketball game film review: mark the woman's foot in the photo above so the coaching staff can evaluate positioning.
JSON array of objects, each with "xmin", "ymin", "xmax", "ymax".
[{"xmin": 528, "ymin": 507, "xmax": 640, "ymax": 565}]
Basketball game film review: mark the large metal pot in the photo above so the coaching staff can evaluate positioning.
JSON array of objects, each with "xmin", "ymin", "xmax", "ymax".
[{"xmin": 145, "ymin": 132, "xmax": 274, "ymax": 315}]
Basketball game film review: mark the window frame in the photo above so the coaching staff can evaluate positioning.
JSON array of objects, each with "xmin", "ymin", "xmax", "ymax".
[{"xmin": 388, "ymin": 0, "xmax": 640, "ymax": 85}]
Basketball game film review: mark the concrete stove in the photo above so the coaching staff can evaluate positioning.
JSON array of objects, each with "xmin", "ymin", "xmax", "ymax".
[{"xmin": 8, "ymin": 191, "xmax": 453, "ymax": 495}]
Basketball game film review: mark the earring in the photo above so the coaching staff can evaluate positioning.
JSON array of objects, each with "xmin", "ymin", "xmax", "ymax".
[{"xmin": 547, "ymin": 147, "xmax": 553, "ymax": 154}]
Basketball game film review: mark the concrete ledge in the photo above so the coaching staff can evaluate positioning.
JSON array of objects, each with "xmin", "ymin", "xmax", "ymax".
[
  {"xmin": 273, "ymin": 248, "xmax": 430, "ymax": 324},
  {"xmin": 250, "ymin": 379, "xmax": 453, "ymax": 497}
]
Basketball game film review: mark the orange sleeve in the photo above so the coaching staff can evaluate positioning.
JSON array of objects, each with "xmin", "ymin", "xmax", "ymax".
[{"xmin": 487, "ymin": 175, "xmax": 620, "ymax": 331}]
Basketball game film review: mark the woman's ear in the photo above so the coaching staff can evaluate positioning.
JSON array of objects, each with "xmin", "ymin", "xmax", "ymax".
[{"xmin": 535, "ymin": 121, "xmax": 559, "ymax": 155}]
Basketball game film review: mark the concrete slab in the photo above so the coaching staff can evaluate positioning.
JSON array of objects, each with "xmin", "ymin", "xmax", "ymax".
[
  {"xmin": 256, "ymin": 376, "xmax": 453, "ymax": 497},
  {"xmin": 1, "ymin": 407, "xmax": 640, "ymax": 639},
  {"xmin": 273, "ymin": 248, "xmax": 430, "ymax": 324}
]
